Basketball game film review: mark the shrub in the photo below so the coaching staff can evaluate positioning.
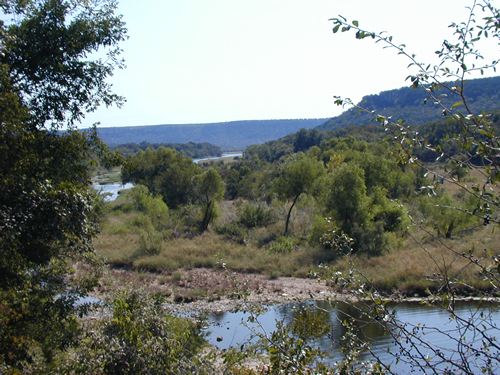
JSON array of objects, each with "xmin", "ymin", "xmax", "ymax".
[
  {"xmin": 137, "ymin": 226, "xmax": 163, "ymax": 256},
  {"xmin": 309, "ymin": 216, "xmax": 335, "ymax": 247},
  {"xmin": 215, "ymin": 223, "xmax": 247, "ymax": 244},
  {"xmin": 268, "ymin": 236, "xmax": 296, "ymax": 254},
  {"xmin": 237, "ymin": 201, "xmax": 275, "ymax": 228},
  {"xmin": 176, "ymin": 204, "xmax": 203, "ymax": 236},
  {"xmin": 129, "ymin": 185, "xmax": 169, "ymax": 229},
  {"xmin": 55, "ymin": 291, "xmax": 211, "ymax": 374},
  {"xmin": 418, "ymin": 193, "xmax": 479, "ymax": 238}
]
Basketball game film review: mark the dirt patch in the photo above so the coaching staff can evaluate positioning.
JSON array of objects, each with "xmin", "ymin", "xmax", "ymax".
[{"xmin": 96, "ymin": 267, "xmax": 343, "ymax": 313}]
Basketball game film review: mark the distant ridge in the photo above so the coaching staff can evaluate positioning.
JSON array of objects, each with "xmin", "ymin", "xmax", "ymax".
[
  {"xmin": 318, "ymin": 76, "xmax": 500, "ymax": 131},
  {"xmin": 95, "ymin": 119, "xmax": 328, "ymax": 150}
]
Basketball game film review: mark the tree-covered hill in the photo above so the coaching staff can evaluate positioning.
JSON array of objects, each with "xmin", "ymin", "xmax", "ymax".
[
  {"xmin": 95, "ymin": 119, "xmax": 328, "ymax": 150},
  {"xmin": 318, "ymin": 75, "xmax": 500, "ymax": 130},
  {"xmin": 113, "ymin": 141, "xmax": 222, "ymax": 159}
]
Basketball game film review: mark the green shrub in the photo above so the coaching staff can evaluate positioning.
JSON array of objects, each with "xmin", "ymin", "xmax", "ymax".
[
  {"xmin": 268, "ymin": 236, "xmax": 296, "ymax": 254},
  {"xmin": 55, "ymin": 291, "xmax": 210, "ymax": 374},
  {"xmin": 215, "ymin": 222, "xmax": 247, "ymax": 244},
  {"xmin": 138, "ymin": 227, "xmax": 163, "ymax": 256},
  {"xmin": 132, "ymin": 214, "xmax": 163, "ymax": 256},
  {"xmin": 129, "ymin": 185, "xmax": 169, "ymax": 229},
  {"xmin": 309, "ymin": 216, "xmax": 335, "ymax": 246},
  {"xmin": 418, "ymin": 193, "xmax": 479, "ymax": 238},
  {"xmin": 237, "ymin": 201, "xmax": 275, "ymax": 228},
  {"xmin": 175, "ymin": 204, "xmax": 203, "ymax": 235}
]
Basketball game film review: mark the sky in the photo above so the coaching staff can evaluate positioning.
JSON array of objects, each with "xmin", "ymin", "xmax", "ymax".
[{"xmin": 81, "ymin": 0, "xmax": 498, "ymax": 128}]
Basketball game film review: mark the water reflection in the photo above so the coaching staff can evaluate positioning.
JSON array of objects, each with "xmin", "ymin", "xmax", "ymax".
[
  {"xmin": 289, "ymin": 304, "xmax": 331, "ymax": 339},
  {"xmin": 204, "ymin": 300, "xmax": 500, "ymax": 372}
]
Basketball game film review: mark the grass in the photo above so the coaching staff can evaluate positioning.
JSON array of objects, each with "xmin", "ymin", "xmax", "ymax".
[
  {"xmin": 94, "ymin": 188, "xmax": 499, "ymax": 297},
  {"xmin": 130, "ymin": 231, "xmax": 316, "ymax": 275},
  {"xmin": 328, "ymin": 225, "xmax": 499, "ymax": 296},
  {"xmin": 94, "ymin": 191, "xmax": 323, "ymax": 276}
]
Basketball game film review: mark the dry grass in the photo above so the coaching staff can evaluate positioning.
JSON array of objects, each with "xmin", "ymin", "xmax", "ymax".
[
  {"xmin": 94, "ymin": 197, "xmax": 323, "ymax": 276},
  {"xmin": 331, "ymin": 224, "xmax": 499, "ymax": 295},
  {"xmin": 131, "ymin": 231, "xmax": 316, "ymax": 276},
  {"xmin": 94, "ymin": 189, "xmax": 498, "ymax": 296}
]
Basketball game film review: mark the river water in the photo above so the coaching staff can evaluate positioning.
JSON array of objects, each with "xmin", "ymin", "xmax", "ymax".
[
  {"xmin": 204, "ymin": 300, "xmax": 500, "ymax": 373},
  {"xmin": 92, "ymin": 182, "xmax": 134, "ymax": 202},
  {"xmin": 193, "ymin": 151, "xmax": 243, "ymax": 164}
]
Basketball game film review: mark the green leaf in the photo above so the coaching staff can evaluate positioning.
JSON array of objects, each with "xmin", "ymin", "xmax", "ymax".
[
  {"xmin": 451, "ymin": 101, "xmax": 463, "ymax": 109},
  {"xmin": 352, "ymin": 20, "xmax": 359, "ymax": 27},
  {"xmin": 332, "ymin": 24, "xmax": 340, "ymax": 33}
]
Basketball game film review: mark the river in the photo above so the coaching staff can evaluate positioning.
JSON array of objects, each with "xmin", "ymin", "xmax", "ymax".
[
  {"xmin": 193, "ymin": 151, "xmax": 243, "ymax": 164},
  {"xmin": 204, "ymin": 300, "xmax": 500, "ymax": 373},
  {"xmin": 92, "ymin": 182, "xmax": 134, "ymax": 202},
  {"xmin": 93, "ymin": 152, "xmax": 243, "ymax": 201}
]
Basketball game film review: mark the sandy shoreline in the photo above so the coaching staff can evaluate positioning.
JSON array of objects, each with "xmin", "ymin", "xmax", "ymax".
[{"xmin": 93, "ymin": 267, "xmax": 499, "ymax": 315}]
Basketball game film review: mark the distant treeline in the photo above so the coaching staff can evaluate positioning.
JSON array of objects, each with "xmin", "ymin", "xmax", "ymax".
[
  {"xmin": 319, "ymin": 76, "xmax": 500, "ymax": 131},
  {"xmin": 113, "ymin": 141, "xmax": 222, "ymax": 159},
  {"xmin": 96, "ymin": 119, "xmax": 328, "ymax": 150},
  {"xmin": 245, "ymin": 112, "xmax": 500, "ymax": 164}
]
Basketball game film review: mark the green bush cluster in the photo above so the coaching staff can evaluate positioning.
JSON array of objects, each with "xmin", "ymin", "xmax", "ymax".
[
  {"xmin": 129, "ymin": 185, "xmax": 169, "ymax": 228},
  {"xmin": 215, "ymin": 222, "xmax": 247, "ymax": 244},
  {"xmin": 55, "ymin": 291, "xmax": 212, "ymax": 374},
  {"xmin": 237, "ymin": 201, "xmax": 275, "ymax": 228}
]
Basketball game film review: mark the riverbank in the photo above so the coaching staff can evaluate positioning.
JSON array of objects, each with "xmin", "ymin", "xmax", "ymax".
[{"xmin": 94, "ymin": 266, "xmax": 500, "ymax": 315}]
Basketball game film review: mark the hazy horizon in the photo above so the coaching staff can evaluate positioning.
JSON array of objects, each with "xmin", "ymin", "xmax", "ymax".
[{"xmin": 80, "ymin": 0, "xmax": 499, "ymax": 129}]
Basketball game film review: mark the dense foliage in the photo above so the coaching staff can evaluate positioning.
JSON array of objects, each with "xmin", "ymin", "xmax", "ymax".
[
  {"xmin": 0, "ymin": 0, "xmax": 126, "ymax": 371},
  {"xmin": 122, "ymin": 147, "xmax": 225, "ymax": 232},
  {"xmin": 56, "ymin": 292, "xmax": 211, "ymax": 375},
  {"xmin": 122, "ymin": 147, "xmax": 201, "ymax": 208},
  {"xmin": 113, "ymin": 141, "xmax": 222, "ymax": 159}
]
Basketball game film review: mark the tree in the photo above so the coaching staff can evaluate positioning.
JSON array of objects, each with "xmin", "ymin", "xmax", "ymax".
[
  {"xmin": 325, "ymin": 164, "xmax": 370, "ymax": 235},
  {"xmin": 293, "ymin": 128, "xmax": 323, "ymax": 153},
  {"xmin": 2, "ymin": 0, "xmax": 126, "ymax": 129},
  {"xmin": 0, "ymin": 0, "xmax": 126, "ymax": 371},
  {"xmin": 419, "ymin": 192, "xmax": 478, "ymax": 238},
  {"xmin": 274, "ymin": 153, "xmax": 324, "ymax": 235},
  {"xmin": 122, "ymin": 147, "xmax": 201, "ymax": 208},
  {"xmin": 193, "ymin": 168, "xmax": 225, "ymax": 232}
]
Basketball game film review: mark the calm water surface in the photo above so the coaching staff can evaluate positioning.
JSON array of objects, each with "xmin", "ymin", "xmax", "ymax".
[{"xmin": 204, "ymin": 300, "xmax": 500, "ymax": 373}]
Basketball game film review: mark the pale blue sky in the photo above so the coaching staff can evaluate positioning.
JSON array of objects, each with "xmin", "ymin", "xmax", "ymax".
[{"xmin": 81, "ymin": 0, "xmax": 497, "ymax": 128}]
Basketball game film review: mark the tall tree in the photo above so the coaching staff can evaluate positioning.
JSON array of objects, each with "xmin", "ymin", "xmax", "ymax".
[
  {"xmin": 0, "ymin": 0, "xmax": 126, "ymax": 370},
  {"xmin": 194, "ymin": 168, "xmax": 225, "ymax": 232},
  {"xmin": 274, "ymin": 153, "xmax": 324, "ymax": 235}
]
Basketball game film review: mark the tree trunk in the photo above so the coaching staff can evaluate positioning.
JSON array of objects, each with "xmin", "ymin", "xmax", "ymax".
[
  {"xmin": 284, "ymin": 193, "xmax": 301, "ymax": 236},
  {"xmin": 446, "ymin": 219, "xmax": 455, "ymax": 239},
  {"xmin": 201, "ymin": 200, "xmax": 213, "ymax": 232}
]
